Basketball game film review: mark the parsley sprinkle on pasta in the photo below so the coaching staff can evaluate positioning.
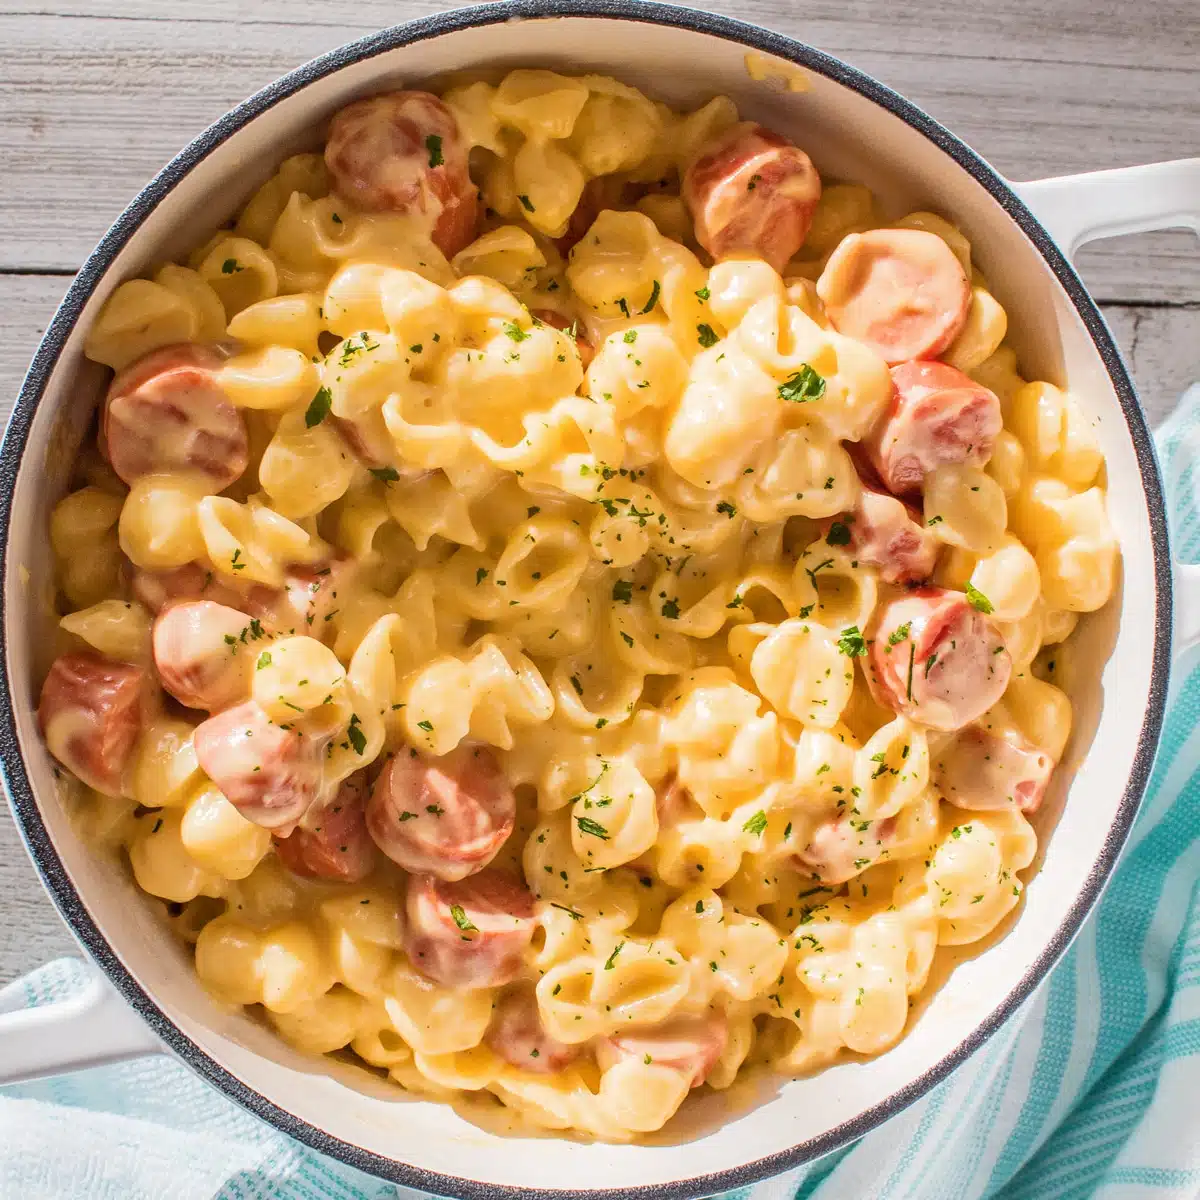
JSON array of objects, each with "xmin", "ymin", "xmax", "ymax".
[
  {"xmin": 778, "ymin": 364, "xmax": 826, "ymax": 402},
  {"xmin": 965, "ymin": 582, "xmax": 994, "ymax": 613},
  {"xmin": 838, "ymin": 626, "xmax": 868, "ymax": 657},
  {"xmin": 743, "ymin": 811, "xmax": 768, "ymax": 836},
  {"xmin": 576, "ymin": 815, "xmax": 610, "ymax": 840},
  {"xmin": 305, "ymin": 386, "xmax": 333, "ymax": 427}
]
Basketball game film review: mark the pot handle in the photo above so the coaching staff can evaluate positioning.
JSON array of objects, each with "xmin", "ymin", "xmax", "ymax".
[
  {"xmin": 0, "ymin": 963, "xmax": 162, "ymax": 1085},
  {"xmin": 1012, "ymin": 158, "xmax": 1200, "ymax": 257}
]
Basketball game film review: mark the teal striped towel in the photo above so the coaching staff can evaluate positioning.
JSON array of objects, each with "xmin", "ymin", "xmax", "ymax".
[{"xmin": 3, "ymin": 388, "xmax": 1199, "ymax": 1200}]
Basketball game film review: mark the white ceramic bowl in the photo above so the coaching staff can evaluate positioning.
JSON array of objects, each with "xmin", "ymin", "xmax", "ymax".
[{"xmin": 2, "ymin": 3, "xmax": 1198, "ymax": 1196}]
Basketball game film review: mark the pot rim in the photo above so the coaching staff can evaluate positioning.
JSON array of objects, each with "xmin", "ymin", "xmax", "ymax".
[{"xmin": 0, "ymin": 2, "xmax": 1171, "ymax": 1196}]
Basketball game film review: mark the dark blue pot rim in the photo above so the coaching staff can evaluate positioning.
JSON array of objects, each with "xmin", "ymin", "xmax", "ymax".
[{"xmin": 0, "ymin": 2, "xmax": 1171, "ymax": 1197}]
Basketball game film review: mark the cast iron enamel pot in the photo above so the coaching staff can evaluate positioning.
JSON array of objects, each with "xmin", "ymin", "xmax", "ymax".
[{"xmin": 2, "ymin": 2, "xmax": 1198, "ymax": 1196}]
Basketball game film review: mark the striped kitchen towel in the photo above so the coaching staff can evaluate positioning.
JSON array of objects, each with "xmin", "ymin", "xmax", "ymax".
[{"xmin": 2, "ymin": 386, "xmax": 1200, "ymax": 1200}]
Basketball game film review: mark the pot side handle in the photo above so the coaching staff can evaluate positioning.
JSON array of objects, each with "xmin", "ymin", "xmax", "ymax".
[
  {"xmin": 1017, "ymin": 159, "xmax": 1200, "ymax": 662},
  {"xmin": 0, "ymin": 965, "xmax": 162, "ymax": 1085},
  {"xmin": 1012, "ymin": 158, "xmax": 1200, "ymax": 257}
]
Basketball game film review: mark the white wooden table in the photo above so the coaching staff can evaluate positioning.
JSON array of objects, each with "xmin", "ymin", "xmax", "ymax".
[{"xmin": 1, "ymin": 0, "xmax": 1197, "ymax": 984}]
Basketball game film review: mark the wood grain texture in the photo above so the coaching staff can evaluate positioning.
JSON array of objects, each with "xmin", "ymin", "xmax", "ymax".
[{"xmin": 0, "ymin": 0, "xmax": 1196, "ymax": 985}]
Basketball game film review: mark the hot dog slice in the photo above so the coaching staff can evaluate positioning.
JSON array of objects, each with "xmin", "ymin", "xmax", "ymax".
[
  {"xmin": 152, "ymin": 601, "xmax": 257, "ymax": 712},
  {"xmin": 794, "ymin": 814, "xmax": 899, "ymax": 884},
  {"xmin": 935, "ymin": 726, "xmax": 1053, "ymax": 813},
  {"xmin": 131, "ymin": 563, "xmax": 275, "ymax": 616},
  {"xmin": 274, "ymin": 771, "xmax": 375, "ymax": 882},
  {"xmin": 683, "ymin": 123, "xmax": 821, "ymax": 272},
  {"xmin": 485, "ymin": 989, "xmax": 581, "ymax": 1074},
  {"xmin": 865, "ymin": 361, "xmax": 1002, "ymax": 494},
  {"xmin": 837, "ymin": 485, "xmax": 938, "ymax": 585},
  {"xmin": 275, "ymin": 559, "xmax": 353, "ymax": 638},
  {"xmin": 598, "ymin": 1013, "xmax": 728, "ymax": 1087},
  {"xmin": 817, "ymin": 229, "xmax": 971, "ymax": 365},
  {"xmin": 38, "ymin": 653, "xmax": 149, "ymax": 795},
  {"xmin": 193, "ymin": 699, "xmax": 325, "ymax": 831},
  {"xmin": 366, "ymin": 745, "xmax": 515, "ymax": 881},
  {"xmin": 866, "ymin": 588, "xmax": 1012, "ymax": 731},
  {"xmin": 405, "ymin": 869, "xmax": 535, "ymax": 989},
  {"xmin": 102, "ymin": 344, "xmax": 248, "ymax": 489},
  {"xmin": 325, "ymin": 90, "xmax": 479, "ymax": 257}
]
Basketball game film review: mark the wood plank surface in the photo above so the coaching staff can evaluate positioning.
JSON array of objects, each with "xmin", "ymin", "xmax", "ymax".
[{"xmin": 0, "ymin": 0, "xmax": 1197, "ymax": 985}]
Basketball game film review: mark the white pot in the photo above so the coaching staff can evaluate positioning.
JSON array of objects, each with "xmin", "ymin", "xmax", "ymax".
[{"xmin": 1, "ymin": 3, "xmax": 1197, "ymax": 1195}]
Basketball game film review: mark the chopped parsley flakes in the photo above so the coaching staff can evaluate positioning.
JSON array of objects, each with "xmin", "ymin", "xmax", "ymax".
[
  {"xmin": 305, "ymin": 386, "xmax": 332, "ymax": 428},
  {"xmin": 449, "ymin": 904, "xmax": 477, "ymax": 932},
  {"xmin": 837, "ymin": 625, "xmax": 868, "ymax": 657},
  {"xmin": 778, "ymin": 364, "xmax": 826, "ymax": 403},
  {"xmin": 965, "ymin": 581, "xmax": 994, "ymax": 613},
  {"xmin": 742, "ymin": 810, "xmax": 768, "ymax": 836}
]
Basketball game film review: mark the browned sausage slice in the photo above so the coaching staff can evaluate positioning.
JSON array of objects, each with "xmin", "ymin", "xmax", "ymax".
[
  {"xmin": 598, "ymin": 1013, "xmax": 728, "ymax": 1087},
  {"xmin": 484, "ymin": 990, "xmax": 580, "ymax": 1074},
  {"xmin": 935, "ymin": 727, "xmax": 1053, "ymax": 813},
  {"xmin": 683, "ymin": 123, "xmax": 821, "ymax": 272},
  {"xmin": 817, "ymin": 229, "xmax": 971, "ymax": 365},
  {"xmin": 102, "ymin": 344, "xmax": 248, "ymax": 489},
  {"xmin": 152, "ymin": 601, "xmax": 257, "ymax": 712},
  {"xmin": 864, "ymin": 362, "xmax": 1002, "ymax": 494},
  {"xmin": 866, "ymin": 588, "xmax": 1012, "ymax": 731},
  {"xmin": 274, "ymin": 771, "xmax": 375, "ymax": 881},
  {"xmin": 193, "ymin": 700, "xmax": 325, "ymax": 831},
  {"xmin": 325, "ymin": 91, "xmax": 479, "ymax": 257},
  {"xmin": 366, "ymin": 745, "xmax": 515, "ymax": 881},
  {"xmin": 794, "ymin": 815, "xmax": 898, "ymax": 884},
  {"xmin": 38, "ymin": 653, "xmax": 149, "ymax": 795},
  {"xmin": 405, "ymin": 869, "xmax": 535, "ymax": 989}
]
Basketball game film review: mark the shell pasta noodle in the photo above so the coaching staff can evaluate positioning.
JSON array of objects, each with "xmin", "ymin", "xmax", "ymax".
[{"xmin": 39, "ymin": 67, "xmax": 1117, "ymax": 1141}]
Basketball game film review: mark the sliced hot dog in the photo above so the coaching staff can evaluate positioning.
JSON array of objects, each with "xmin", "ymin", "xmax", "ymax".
[
  {"xmin": 102, "ymin": 344, "xmax": 248, "ymax": 489},
  {"xmin": 934, "ymin": 726, "xmax": 1053, "ymax": 813},
  {"xmin": 405, "ymin": 869, "xmax": 535, "ymax": 989},
  {"xmin": 683, "ymin": 123, "xmax": 821, "ymax": 272},
  {"xmin": 152, "ymin": 601, "xmax": 257, "ymax": 712},
  {"xmin": 597, "ymin": 1013, "xmax": 728, "ymax": 1087},
  {"xmin": 485, "ymin": 989, "xmax": 580, "ymax": 1074},
  {"xmin": 866, "ymin": 587, "xmax": 1012, "ymax": 731},
  {"xmin": 835, "ymin": 484, "xmax": 938, "ymax": 585},
  {"xmin": 193, "ymin": 699, "xmax": 325, "ymax": 831},
  {"xmin": 366, "ymin": 745, "xmax": 515, "ymax": 881},
  {"xmin": 274, "ymin": 771, "xmax": 375, "ymax": 882},
  {"xmin": 325, "ymin": 90, "xmax": 479, "ymax": 257},
  {"xmin": 276, "ymin": 559, "xmax": 353, "ymax": 639},
  {"xmin": 531, "ymin": 309, "xmax": 594, "ymax": 370},
  {"xmin": 38, "ymin": 653, "xmax": 149, "ymax": 795},
  {"xmin": 865, "ymin": 361, "xmax": 1002, "ymax": 494},
  {"xmin": 817, "ymin": 229, "xmax": 971, "ymax": 365},
  {"xmin": 794, "ymin": 815, "xmax": 898, "ymax": 884},
  {"xmin": 130, "ymin": 563, "xmax": 278, "ymax": 617}
]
